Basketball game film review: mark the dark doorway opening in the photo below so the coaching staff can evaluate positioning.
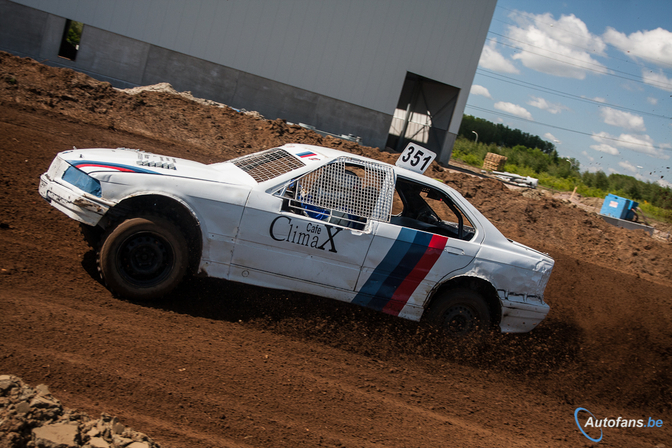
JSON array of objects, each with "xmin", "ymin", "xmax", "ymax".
[
  {"xmin": 58, "ymin": 19, "xmax": 83, "ymax": 61},
  {"xmin": 386, "ymin": 72, "xmax": 460, "ymax": 158}
]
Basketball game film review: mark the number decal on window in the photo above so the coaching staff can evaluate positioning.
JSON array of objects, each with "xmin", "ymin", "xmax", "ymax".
[
  {"xmin": 395, "ymin": 143, "xmax": 436, "ymax": 174},
  {"xmin": 401, "ymin": 146, "xmax": 414, "ymax": 163}
]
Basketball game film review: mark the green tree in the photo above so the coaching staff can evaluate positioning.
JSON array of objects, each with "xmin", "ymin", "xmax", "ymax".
[
  {"xmin": 458, "ymin": 115, "xmax": 556, "ymax": 155},
  {"xmin": 594, "ymin": 171, "xmax": 609, "ymax": 191},
  {"xmin": 66, "ymin": 21, "xmax": 83, "ymax": 47}
]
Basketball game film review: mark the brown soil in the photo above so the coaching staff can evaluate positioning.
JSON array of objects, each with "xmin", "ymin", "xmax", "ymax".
[{"xmin": 1, "ymin": 52, "xmax": 671, "ymax": 447}]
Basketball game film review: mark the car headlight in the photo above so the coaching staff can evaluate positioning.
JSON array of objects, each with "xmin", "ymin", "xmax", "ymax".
[{"xmin": 62, "ymin": 165, "xmax": 102, "ymax": 197}]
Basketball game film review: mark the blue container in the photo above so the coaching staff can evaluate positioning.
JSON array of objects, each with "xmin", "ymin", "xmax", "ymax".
[{"xmin": 600, "ymin": 194, "xmax": 638, "ymax": 220}]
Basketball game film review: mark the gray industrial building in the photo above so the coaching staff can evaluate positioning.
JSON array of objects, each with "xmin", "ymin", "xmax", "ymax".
[{"xmin": 0, "ymin": 0, "xmax": 496, "ymax": 164}]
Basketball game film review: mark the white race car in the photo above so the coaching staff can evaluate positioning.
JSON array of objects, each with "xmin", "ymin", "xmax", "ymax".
[{"xmin": 39, "ymin": 143, "xmax": 554, "ymax": 335}]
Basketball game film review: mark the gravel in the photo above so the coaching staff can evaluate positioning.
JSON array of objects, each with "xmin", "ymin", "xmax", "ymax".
[{"xmin": 0, "ymin": 375, "xmax": 161, "ymax": 448}]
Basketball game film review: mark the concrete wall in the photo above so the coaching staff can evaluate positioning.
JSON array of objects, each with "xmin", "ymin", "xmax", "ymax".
[
  {"xmin": 0, "ymin": 0, "xmax": 392, "ymax": 146},
  {"xmin": 0, "ymin": 2, "xmax": 152, "ymax": 88},
  {"xmin": 1, "ymin": 0, "xmax": 496, "ymax": 156},
  {"xmin": 141, "ymin": 46, "xmax": 391, "ymax": 145},
  {"xmin": 8, "ymin": 0, "xmax": 495, "ymax": 116},
  {"xmin": 76, "ymin": 26, "xmax": 152, "ymax": 87},
  {"xmin": 0, "ymin": 0, "xmax": 391, "ymax": 147},
  {"xmin": 0, "ymin": 0, "xmax": 49, "ymax": 57}
]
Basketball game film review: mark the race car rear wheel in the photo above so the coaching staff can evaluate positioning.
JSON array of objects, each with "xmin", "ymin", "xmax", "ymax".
[
  {"xmin": 425, "ymin": 288, "xmax": 491, "ymax": 336},
  {"xmin": 98, "ymin": 215, "xmax": 188, "ymax": 301}
]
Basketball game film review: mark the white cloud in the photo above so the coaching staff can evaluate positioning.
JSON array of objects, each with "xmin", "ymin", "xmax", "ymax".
[
  {"xmin": 617, "ymin": 134, "xmax": 662, "ymax": 156},
  {"xmin": 604, "ymin": 26, "xmax": 672, "ymax": 91},
  {"xmin": 647, "ymin": 97, "xmax": 658, "ymax": 105},
  {"xmin": 470, "ymin": 85, "xmax": 493, "ymax": 99},
  {"xmin": 600, "ymin": 107, "xmax": 646, "ymax": 132},
  {"xmin": 608, "ymin": 167, "xmax": 619, "ymax": 175},
  {"xmin": 618, "ymin": 160, "xmax": 638, "ymax": 173},
  {"xmin": 590, "ymin": 143, "xmax": 620, "ymax": 155},
  {"xmin": 603, "ymin": 27, "xmax": 672, "ymax": 67},
  {"xmin": 507, "ymin": 12, "xmax": 608, "ymax": 79},
  {"xmin": 642, "ymin": 69, "xmax": 672, "ymax": 92},
  {"xmin": 592, "ymin": 131, "xmax": 669, "ymax": 159},
  {"xmin": 621, "ymin": 82, "xmax": 645, "ymax": 92},
  {"xmin": 657, "ymin": 179, "xmax": 672, "ymax": 188},
  {"xmin": 544, "ymin": 132, "xmax": 560, "ymax": 144},
  {"xmin": 591, "ymin": 131, "xmax": 612, "ymax": 142},
  {"xmin": 582, "ymin": 151, "xmax": 594, "ymax": 162},
  {"xmin": 494, "ymin": 101, "xmax": 534, "ymax": 120},
  {"xmin": 478, "ymin": 39, "xmax": 519, "ymax": 73},
  {"xmin": 527, "ymin": 96, "xmax": 569, "ymax": 114}
]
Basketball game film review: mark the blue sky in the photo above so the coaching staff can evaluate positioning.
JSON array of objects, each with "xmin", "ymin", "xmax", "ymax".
[{"xmin": 466, "ymin": 0, "xmax": 672, "ymax": 188}]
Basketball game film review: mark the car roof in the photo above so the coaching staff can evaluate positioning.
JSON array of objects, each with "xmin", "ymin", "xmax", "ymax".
[{"xmin": 278, "ymin": 143, "xmax": 436, "ymax": 182}]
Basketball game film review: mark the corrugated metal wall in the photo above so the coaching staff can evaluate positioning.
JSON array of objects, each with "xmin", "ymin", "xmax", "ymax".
[{"xmin": 11, "ymin": 0, "xmax": 495, "ymax": 133}]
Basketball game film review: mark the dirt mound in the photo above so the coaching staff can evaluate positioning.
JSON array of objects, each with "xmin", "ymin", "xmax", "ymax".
[{"xmin": 1, "ymin": 52, "xmax": 671, "ymax": 447}]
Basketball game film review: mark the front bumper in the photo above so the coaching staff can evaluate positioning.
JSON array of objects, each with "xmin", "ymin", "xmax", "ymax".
[{"xmin": 39, "ymin": 173, "xmax": 111, "ymax": 226}]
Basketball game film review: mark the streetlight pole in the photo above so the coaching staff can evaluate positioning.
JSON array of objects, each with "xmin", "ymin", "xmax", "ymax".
[{"xmin": 472, "ymin": 130, "xmax": 478, "ymax": 144}]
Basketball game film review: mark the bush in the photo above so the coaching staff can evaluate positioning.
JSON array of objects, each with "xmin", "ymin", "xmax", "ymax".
[
  {"xmin": 640, "ymin": 202, "xmax": 672, "ymax": 223},
  {"xmin": 454, "ymin": 151, "xmax": 483, "ymax": 167},
  {"xmin": 449, "ymin": 136, "xmax": 672, "ymax": 223},
  {"xmin": 576, "ymin": 185, "xmax": 606, "ymax": 199}
]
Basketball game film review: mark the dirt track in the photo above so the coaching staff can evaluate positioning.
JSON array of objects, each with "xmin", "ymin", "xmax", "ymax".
[{"xmin": 1, "ymin": 52, "xmax": 671, "ymax": 447}]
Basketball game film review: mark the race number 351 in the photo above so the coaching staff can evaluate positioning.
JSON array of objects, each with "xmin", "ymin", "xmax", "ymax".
[{"xmin": 395, "ymin": 143, "xmax": 437, "ymax": 174}]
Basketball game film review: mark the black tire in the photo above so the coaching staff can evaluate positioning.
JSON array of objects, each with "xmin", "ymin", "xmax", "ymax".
[
  {"xmin": 425, "ymin": 288, "xmax": 491, "ymax": 336},
  {"xmin": 98, "ymin": 215, "xmax": 188, "ymax": 301}
]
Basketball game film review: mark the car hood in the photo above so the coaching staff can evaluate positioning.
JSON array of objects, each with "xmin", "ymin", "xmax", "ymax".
[{"xmin": 57, "ymin": 148, "xmax": 256, "ymax": 186}]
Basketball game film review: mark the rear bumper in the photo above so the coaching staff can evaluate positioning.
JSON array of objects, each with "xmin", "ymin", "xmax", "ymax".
[
  {"xmin": 39, "ymin": 174, "xmax": 110, "ymax": 226},
  {"xmin": 499, "ymin": 300, "xmax": 550, "ymax": 333}
]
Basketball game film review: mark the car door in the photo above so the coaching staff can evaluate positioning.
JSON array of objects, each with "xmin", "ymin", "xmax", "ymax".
[
  {"xmin": 352, "ymin": 176, "xmax": 481, "ymax": 318},
  {"xmin": 230, "ymin": 157, "xmax": 395, "ymax": 294}
]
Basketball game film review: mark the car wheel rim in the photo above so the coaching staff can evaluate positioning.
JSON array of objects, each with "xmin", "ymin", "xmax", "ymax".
[
  {"xmin": 118, "ymin": 232, "xmax": 173, "ymax": 286},
  {"xmin": 443, "ymin": 304, "xmax": 478, "ymax": 335}
]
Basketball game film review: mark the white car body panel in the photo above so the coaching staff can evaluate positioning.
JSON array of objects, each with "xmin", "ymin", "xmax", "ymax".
[
  {"xmin": 39, "ymin": 144, "xmax": 554, "ymax": 333},
  {"xmin": 231, "ymin": 190, "xmax": 376, "ymax": 290},
  {"xmin": 353, "ymin": 222, "xmax": 481, "ymax": 321}
]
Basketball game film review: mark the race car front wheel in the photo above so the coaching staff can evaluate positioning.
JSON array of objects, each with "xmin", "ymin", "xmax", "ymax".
[
  {"xmin": 98, "ymin": 215, "xmax": 188, "ymax": 301},
  {"xmin": 425, "ymin": 288, "xmax": 491, "ymax": 337}
]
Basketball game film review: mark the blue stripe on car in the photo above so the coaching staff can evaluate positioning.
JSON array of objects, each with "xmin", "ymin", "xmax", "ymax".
[{"xmin": 353, "ymin": 228, "xmax": 432, "ymax": 310}]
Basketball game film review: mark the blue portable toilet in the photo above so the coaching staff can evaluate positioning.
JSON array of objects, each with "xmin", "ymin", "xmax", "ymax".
[{"xmin": 600, "ymin": 194, "xmax": 638, "ymax": 220}]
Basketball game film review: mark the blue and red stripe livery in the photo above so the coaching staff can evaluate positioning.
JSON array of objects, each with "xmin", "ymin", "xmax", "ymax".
[
  {"xmin": 71, "ymin": 161, "xmax": 158, "ymax": 174},
  {"xmin": 297, "ymin": 151, "xmax": 318, "ymax": 158},
  {"xmin": 353, "ymin": 228, "xmax": 447, "ymax": 316}
]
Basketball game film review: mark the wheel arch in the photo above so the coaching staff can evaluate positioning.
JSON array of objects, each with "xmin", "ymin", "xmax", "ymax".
[
  {"xmin": 424, "ymin": 276, "xmax": 501, "ymax": 328},
  {"xmin": 102, "ymin": 193, "xmax": 203, "ymax": 275}
]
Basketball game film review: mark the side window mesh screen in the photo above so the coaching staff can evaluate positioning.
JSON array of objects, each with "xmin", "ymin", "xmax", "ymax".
[{"xmin": 287, "ymin": 157, "xmax": 395, "ymax": 225}]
